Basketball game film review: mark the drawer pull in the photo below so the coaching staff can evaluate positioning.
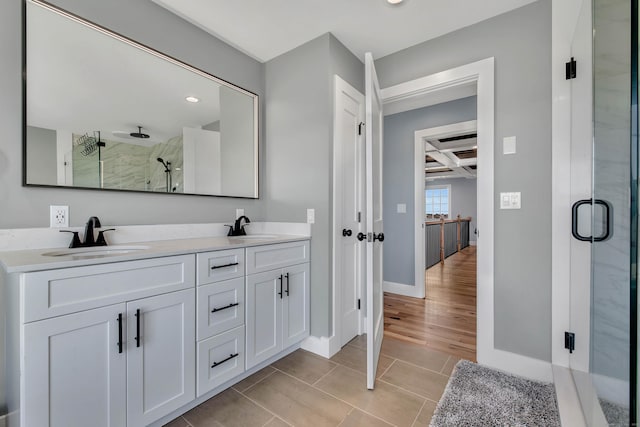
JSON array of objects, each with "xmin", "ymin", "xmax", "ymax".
[
  {"xmin": 211, "ymin": 262, "xmax": 239, "ymax": 270},
  {"xmin": 117, "ymin": 313, "xmax": 123, "ymax": 354},
  {"xmin": 212, "ymin": 353, "xmax": 239, "ymax": 368},
  {"xmin": 211, "ymin": 302, "xmax": 239, "ymax": 313},
  {"xmin": 135, "ymin": 308, "xmax": 141, "ymax": 348}
]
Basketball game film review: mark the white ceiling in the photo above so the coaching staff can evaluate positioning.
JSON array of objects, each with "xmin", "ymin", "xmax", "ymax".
[{"xmin": 152, "ymin": 0, "xmax": 538, "ymax": 62}]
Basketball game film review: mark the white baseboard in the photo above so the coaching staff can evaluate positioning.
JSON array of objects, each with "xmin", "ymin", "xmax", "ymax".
[
  {"xmin": 469, "ymin": 240, "xmax": 477, "ymax": 246},
  {"xmin": 300, "ymin": 334, "xmax": 341, "ymax": 359},
  {"xmin": 478, "ymin": 347, "xmax": 553, "ymax": 383},
  {"xmin": 383, "ymin": 281, "xmax": 424, "ymax": 298},
  {"xmin": 552, "ymin": 365, "xmax": 587, "ymax": 427}
]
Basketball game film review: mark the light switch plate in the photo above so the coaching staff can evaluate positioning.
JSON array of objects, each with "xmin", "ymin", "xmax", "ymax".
[
  {"xmin": 397, "ymin": 203, "xmax": 406, "ymax": 213},
  {"xmin": 503, "ymin": 136, "xmax": 517, "ymax": 155},
  {"xmin": 500, "ymin": 192, "xmax": 521, "ymax": 209},
  {"xmin": 307, "ymin": 208, "xmax": 315, "ymax": 224}
]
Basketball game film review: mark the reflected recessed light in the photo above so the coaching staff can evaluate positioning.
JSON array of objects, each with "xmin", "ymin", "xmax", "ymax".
[
  {"xmin": 185, "ymin": 96, "xmax": 199, "ymax": 103},
  {"xmin": 387, "ymin": 0, "xmax": 403, "ymax": 4}
]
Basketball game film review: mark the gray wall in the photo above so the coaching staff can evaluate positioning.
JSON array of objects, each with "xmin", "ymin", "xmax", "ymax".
[
  {"xmin": 376, "ymin": 0, "xmax": 552, "ymax": 361},
  {"xmin": 25, "ymin": 126, "xmax": 57, "ymax": 185},
  {"xmin": 264, "ymin": 33, "xmax": 363, "ymax": 337},
  {"xmin": 1, "ymin": 0, "xmax": 265, "ymax": 230},
  {"xmin": 429, "ymin": 178, "xmax": 478, "ymax": 241},
  {"xmin": 383, "ymin": 97, "xmax": 477, "ymax": 286}
]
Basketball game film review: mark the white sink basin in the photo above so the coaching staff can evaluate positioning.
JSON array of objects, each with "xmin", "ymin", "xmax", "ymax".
[
  {"xmin": 42, "ymin": 245, "xmax": 150, "ymax": 258},
  {"xmin": 228, "ymin": 234, "xmax": 279, "ymax": 240}
]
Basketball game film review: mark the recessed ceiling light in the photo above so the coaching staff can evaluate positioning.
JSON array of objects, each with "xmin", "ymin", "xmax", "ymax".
[
  {"xmin": 387, "ymin": 0, "xmax": 403, "ymax": 4},
  {"xmin": 185, "ymin": 96, "xmax": 199, "ymax": 103}
]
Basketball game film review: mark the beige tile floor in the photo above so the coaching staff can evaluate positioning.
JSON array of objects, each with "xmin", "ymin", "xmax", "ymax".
[{"xmin": 165, "ymin": 335, "xmax": 458, "ymax": 427}]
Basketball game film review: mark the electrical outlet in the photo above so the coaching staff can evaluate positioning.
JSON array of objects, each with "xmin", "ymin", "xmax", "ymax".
[
  {"xmin": 50, "ymin": 205, "xmax": 69, "ymax": 228},
  {"xmin": 236, "ymin": 208, "xmax": 245, "ymax": 218},
  {"xmin": 307, "ymin": 208, "xmax": 315, "ymax": 224}
]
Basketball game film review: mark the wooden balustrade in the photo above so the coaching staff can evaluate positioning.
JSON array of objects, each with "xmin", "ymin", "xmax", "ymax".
[{"xmin": 425, "ymin": 215, "xmax": 472, "ymax": 266}]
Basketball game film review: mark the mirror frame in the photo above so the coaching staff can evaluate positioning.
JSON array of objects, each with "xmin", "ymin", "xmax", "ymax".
[{"xmin": 22, "ymin": 0, "xmax": 260, "ymax": 199}]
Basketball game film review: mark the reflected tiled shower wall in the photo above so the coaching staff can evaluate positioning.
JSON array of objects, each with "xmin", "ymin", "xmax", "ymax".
[
  {"xmin": 591, "ymin": 0, "xmax": 632, "ymax": 407},
  {"xmin": 72, "ymin": 135, "xmax": 184, "ymax": 192}
]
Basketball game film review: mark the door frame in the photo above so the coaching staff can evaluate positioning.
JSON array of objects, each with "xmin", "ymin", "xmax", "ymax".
[
  {"xmin": 413, "ymin": 119, "xmax": 478, "ymax": 300},
  {"xmin": 332, "ymin": 75, "xmax": 365, "ymax": 350},
  {"xmin": 382, "ymin": 57, "xmax": 550, "ymax": 379}
]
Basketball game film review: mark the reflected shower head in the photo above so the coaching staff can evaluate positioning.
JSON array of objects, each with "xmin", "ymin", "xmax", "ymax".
[
  {"xmin": 157, "ymin": 157, "xmax": 171, "ymax": 172},
  {"xmin": 130, "ymin": 126, "xmax": 150, "ymax": 139}
]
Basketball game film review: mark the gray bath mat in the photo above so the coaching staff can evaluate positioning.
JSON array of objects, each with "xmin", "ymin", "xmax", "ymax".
[{"xmin": 430, "ymin": 360, "xmax": 560, "ymax": 426}]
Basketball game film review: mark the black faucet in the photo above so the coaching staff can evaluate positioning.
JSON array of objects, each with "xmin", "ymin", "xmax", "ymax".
[
  {"xmin": 226, "ymin": 215, "xmax": 251, "ymax": 236},
  {"xmin": 83, "ymin": 216, "xmax": 101, "ymax": 246},
  {"xmin": 60, "ymin": 216, "xmax": 115, "ymax": 248}
]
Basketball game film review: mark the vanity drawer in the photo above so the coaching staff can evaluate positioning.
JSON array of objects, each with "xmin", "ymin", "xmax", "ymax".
[
  {"xmin": 197, "ymin": 248, "xmax": 245, "ymax": 285},
  {"xmin": 197, "ymin": 277, "xmax": 245, "ymax": 340},
  {"xmin": 197, "ymin": 326, "xmax": 245, "ymax": 397},
  {"xmin": 246, "ymin": 240, "xmax": 310, "ymax": 274},
  {"xmin": 23, "ymin": 255, "xmax": 195, "ymax": 323}
]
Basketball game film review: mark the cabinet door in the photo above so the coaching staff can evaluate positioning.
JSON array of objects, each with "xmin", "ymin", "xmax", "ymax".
[
  {"xmin": 246, "ymin": 270, "xmax": 282, "ymax": 369},
  {"xmin": 282, "ymin": 263, "xmax": 310, "ymax": 348},
  {"xmin": 127, "ymin": 289, "xmax": 195, "ymax": 427},
  {"xmin": 23, "ymin": 304, "xmax": 126, "ymax": 427}
]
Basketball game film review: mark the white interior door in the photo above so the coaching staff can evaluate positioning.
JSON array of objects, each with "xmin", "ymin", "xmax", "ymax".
[
  {"xmin": 334, "ymin": 75, "xmax": 365, "ymax": 347},
  {"xmin": 365, "ymin": 52, "xmax": 384, "ymax": 390}
]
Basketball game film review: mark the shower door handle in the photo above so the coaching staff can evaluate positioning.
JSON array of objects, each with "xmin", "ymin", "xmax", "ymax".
[{"xmin": 571, "ymin": 199, "xmax": 611, "ymax": 242}]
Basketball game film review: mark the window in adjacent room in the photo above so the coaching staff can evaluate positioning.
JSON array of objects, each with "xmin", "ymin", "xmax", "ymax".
[{"xmin": 425, "ymin": 185, "xmax": 451, "ymax": 218}]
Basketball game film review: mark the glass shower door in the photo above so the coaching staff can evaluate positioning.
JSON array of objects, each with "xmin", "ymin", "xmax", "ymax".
[{"xmin": 576, "ymin": 0, "xmax": 637, "ymax": 424}]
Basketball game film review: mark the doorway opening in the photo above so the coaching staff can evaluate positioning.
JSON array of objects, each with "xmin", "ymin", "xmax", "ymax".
[{"xmin": 384, "ymin": 111, "xmax": 478, "ymax": 362}]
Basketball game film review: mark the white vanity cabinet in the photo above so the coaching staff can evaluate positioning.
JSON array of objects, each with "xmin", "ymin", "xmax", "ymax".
[
  {"xmin": 245, "ymin": 241, "xmax": 310, "ymax": 369},
  {"xmin": 18, "ymin": 255, "xmax": 196, "ymax": 427},
  {"xmin": 195, "ymin": 248, "xmax": 245, "ymax": 397}
]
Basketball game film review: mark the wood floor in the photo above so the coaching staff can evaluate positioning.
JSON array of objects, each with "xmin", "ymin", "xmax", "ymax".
[{"xmin": 383, "ymin": 245, "xmax": 477, "ymax": 362}]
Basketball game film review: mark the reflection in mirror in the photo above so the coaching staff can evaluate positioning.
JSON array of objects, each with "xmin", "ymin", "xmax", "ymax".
[{"xmin": 25, "ymin": 0, "xmax": 258, "ymax": 198}]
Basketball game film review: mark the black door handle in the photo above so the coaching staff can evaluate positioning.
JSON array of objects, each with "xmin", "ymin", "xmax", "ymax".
[
  {"xmin": 278, "ymin": 274, "xmax": 283, "ymax": 299},
  {"xmin": 135, "ymin": 308, "xmax": 141, "ymax": 348},
  {"xmin": 373, "ymin": 232, "xmax": 385, "ymax": 242},
  {"xmin": 571, "ymin": 199, "xmax": 612, "ymax": 242},
  {"xmin": 593, "ymin": 199, "xmax": 611, "ymax": 241},
  {"xmin": 357, "ymin": 232, "xmax": 366, "ymax": 241},
  {"xmin": 342, "ymin": 229, "xmax": 352, "ymax": 237},
  {"xmin": 285, "ymin": 272, "xmax": 290, "ymax": 296},
  {"xmin": 117, "ymin": 313, "xmax": 123, "ymax": 354}
]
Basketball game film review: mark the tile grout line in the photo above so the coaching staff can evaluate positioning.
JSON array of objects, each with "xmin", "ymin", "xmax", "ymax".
[
  {"xmin": 387, "ymin": 357, "xmax": 453, "ymax": 379},
  {"xmin": 440, "ymin": 355, "xmax": 452, "ymax": 374},
  {"xmin": 181, "ymin": 415, "xmax": 194, "ymax": 427},
  {"xmin": 261, "ymin": 416, "xmax": 276, "ymax": 427},
  {"xmin": 376, "ymin": 376, "xmax": 443, "ymax": 402},
  {"xmin": 410, "ymin": 399, "xmax": 429, "ymax": 427},
  {"xmin": 336, "ymin": 406, "xmax": 356, "ymax": 427},
  {"xmin": 377, "ymin": 357, "xmax": 397, "ymax": 378},
  {"xmin": 237, "ymin": 387, "xmax": 295, "ymax": 426},
  {"xmin": 236, "ymin": 367, "xmax": 277, "ymax": 394},
  {"xmin": 311, "ymin": 363, "xmax": 340, "ymax": 387}
]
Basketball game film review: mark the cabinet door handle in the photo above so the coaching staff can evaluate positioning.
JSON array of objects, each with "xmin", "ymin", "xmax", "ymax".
[
  {"xmin": 285, "ymin": 272, "xmax": 290, "ymax": 296},
  {"xmin": 211, "ymin": 262, "xmax": 239, "ymax": 270},
  {"xmin": 211, "ymin": 353, "xmax": 239, "ymax": 368},
  {"xmin": 211, "ymin": 302, "xmax": 239, "ymax": 313},
  {"xmin": 135, "ymin": 308, "xmax": 141, "ymax": 348},
  {"xmin": 117, "ymin": 313, "xmax": 123, "ymax": 354},
  {"xmin": 278, "ymin": 274, "xmax": 283, "ymax": 299}
]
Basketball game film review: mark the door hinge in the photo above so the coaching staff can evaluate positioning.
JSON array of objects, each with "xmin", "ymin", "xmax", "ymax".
[
  {"xmin": 565, "ymin": 57, "xmax": 577, "ymax": 80},
  {"xmin": 357, "ymin": 299, "xmax": 361, "ymax": 310},
  {"xmin": 565, "ymin": 331, "xmax": 575, "ymax": 353},
  {"xmin": 357, "ymin": 122, "xmax": 365, "ymax": 135},
  {"xmin": 357, "ymin": 212, "xmax": 361, "ymax": 223}
]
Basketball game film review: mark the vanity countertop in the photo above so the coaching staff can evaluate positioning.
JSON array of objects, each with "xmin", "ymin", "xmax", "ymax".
[{"xmin": 0, "ymin": 234, "xmax": 310, "ymax": 273}]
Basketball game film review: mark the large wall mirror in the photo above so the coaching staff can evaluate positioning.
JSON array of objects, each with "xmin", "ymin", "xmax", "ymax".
[{"xmin": 24, "ymin": 0, "xmax": 259, "ymax": 198}]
